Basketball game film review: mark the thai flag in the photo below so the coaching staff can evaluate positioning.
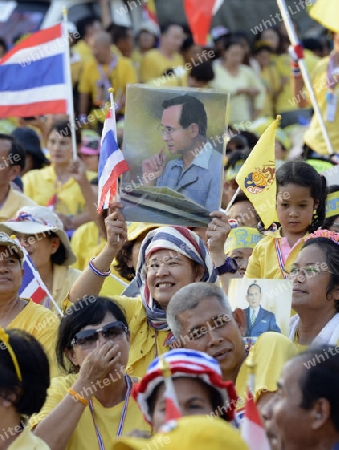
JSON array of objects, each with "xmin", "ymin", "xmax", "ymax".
[
  {"xmin": 163, "ymin": 375, "xmax": 182, "ymax": 424},
  {"xmin": 19, "ymin": 249, "xmax": 50, "ymax": 305},
  {"xmin": 97, "ymin": 109, "xmax": 129, "ymax": 213},
  {"xmin": 240, "ymin": 389, "xmax": 271, "ymax": 450},
  {"xmin": 0, "ymin": 23, "xmax": 69, "ymax": 118}
]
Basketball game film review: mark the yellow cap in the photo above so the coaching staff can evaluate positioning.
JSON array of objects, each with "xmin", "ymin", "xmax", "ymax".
[
  {"xmin": 113, "ymin": 416, "xmax": 248, "ymax": 450},
  {"xmin": 127, "ymin": 222, "xmax": 161, "ymax": 242},
  {"xmin": 224, "ymin": 227, "xmax": 263, "ymax": 254}
]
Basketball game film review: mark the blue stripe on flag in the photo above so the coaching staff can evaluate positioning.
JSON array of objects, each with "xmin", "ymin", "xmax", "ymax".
[
  {"xmin": 98, "ymin": 129, "xmax": 119, "ymax": 178},
  {"xmin": 0, "ymin": 54, "xmax": 65, "ymax": 91}
]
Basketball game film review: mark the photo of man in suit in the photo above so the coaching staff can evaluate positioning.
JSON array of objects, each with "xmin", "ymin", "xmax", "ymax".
[{"xmin": 243, "ymin": 283, "xmax": 281, "ymax": 338}]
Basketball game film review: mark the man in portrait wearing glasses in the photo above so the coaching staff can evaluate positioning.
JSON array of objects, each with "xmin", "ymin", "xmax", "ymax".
[
  {"xmin": 243, "ymin": 282, "xmax": 281, "ymax": 338},
  {"xmin": 141, "ymin": 94, "xmax": 223, "ymax": 211}
]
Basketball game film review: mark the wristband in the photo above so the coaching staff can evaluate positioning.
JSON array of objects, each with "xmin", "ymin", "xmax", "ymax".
[
  {"xmin": 89, "ymin": 258, "xmax": 111, "ymax": 277},
  {"xmin": 68, "ymin": 388, "xmax": 89, "ymax": 406},
  {"xmin": 214, "ymin": 257, "xmax": 238, "ymax": 275}
]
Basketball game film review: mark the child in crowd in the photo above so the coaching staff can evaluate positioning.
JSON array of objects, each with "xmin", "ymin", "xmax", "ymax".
[{"xmin": 245, "ymin": 160, "xmax": 327, "ymax": 278}]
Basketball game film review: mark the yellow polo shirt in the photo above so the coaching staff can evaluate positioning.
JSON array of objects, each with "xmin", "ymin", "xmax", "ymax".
[
  {"xmin": 245, "ymin": 229, "xmax": 308, "ymax": 279},
  {"xmin": 236, "ymin": 332, "xmax": 298, "ymax": 408},
  {"xmin": 140, "ymin": 49, "xmax": 185, "ymax": 84},
  {"xmin": 72, "ymin": 40, "xmax": 94, "ymax": 63},
  {"xmin": 0, "ymin": 185, "xmax": 37, "ymax": 221},
  {"xmin": 78, "ymin": 56, "xmax": 137, "ymax": 121},
  {"xmin": 303, "ymin": 56, "xmax": 339, "ymax": 155},
  {"xmin": 22, "ymin": 166, "xmax": 97, "ymax": 216},
  {"xmin": 50, "ymin": 265, "xmax": 81, "ymax": 313},
  {"xmin": 30, "ymin": 374, "xmax": 151, "ymax": 447},
  {"xmin": 9, "ymin": 300, "xmax": 60, "ymax": 378},
  {"xmin": 71, "ymin": 222, "xmax": 103, "ymax": 271},
  {"xmin": 8, "ymin": 425, "xmax": 50, "ymax": 449}
]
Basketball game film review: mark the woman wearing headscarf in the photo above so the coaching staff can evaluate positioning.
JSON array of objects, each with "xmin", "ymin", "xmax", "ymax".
[{"xmin": 68, "ymin": 207, "xmax": 217, "ymax": 377}]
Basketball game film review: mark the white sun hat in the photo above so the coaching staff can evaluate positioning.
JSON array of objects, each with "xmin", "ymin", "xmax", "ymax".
[{"xmin": 0, "ymin": 206, "xmax": 77, "ymax": 266}]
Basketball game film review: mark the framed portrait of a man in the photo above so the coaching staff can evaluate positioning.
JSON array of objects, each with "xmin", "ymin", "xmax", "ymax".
[{"xmin": 120, "ymin": 84, "xmax": 229, "ymax": 226}]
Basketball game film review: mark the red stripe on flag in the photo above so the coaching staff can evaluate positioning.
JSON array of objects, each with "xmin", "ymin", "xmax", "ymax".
[
  {"xmin": 31, "ymin": 286, "xmax": 47, "ymax": 304},
  {"xmin": 1, "ymin": 24, "xmax": 63, "ymax": 63},
  {"xmin": 98, "ymin": 159, "xmax": 129, "ymax": 213},
  {"xmin": 0, "ymin": 100, "xmax": 67, "ymax": 118},
  {"xmin": 245, "ymin": 390, "xmax": 263, "ymax": 427}
]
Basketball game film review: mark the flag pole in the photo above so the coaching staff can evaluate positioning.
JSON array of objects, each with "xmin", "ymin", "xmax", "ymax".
[
  {"xmin": 62, "ymin": 7, "xmax": 78, "ymax": 160},
  {"xmin": 276, "ymin": 0, "xmax": 334, "ymax": 155}
]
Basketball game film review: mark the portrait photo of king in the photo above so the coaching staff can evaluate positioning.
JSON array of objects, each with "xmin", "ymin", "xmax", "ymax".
[
  {"xmin": 141, "ymin": 94, "xmax": 223, "ymax": 211},
  {"xmin": 243, "ymin": 282, "xmax": 281, "ymax": 338}
]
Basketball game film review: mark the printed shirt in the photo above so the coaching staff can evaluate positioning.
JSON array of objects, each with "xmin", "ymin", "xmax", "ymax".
[
  {"xmin": 30, "ymin": 374, "xmax": 151, "ymax": 449},
  {"xmin": 22, "ymin": 166, "xmax": 97, "ymax": 216},
  {"xmin": 156, "ymin": 144, "xmax": 223, "ymax": 211}
]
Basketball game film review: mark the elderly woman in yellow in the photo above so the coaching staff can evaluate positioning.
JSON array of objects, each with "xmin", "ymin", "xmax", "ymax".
[
  {"xmin": 0, "ymin": 206, "xmax": 81, "ymax": 313},
  {"xmin": 224, "ymin": 227, "xmax": 263, "ymax": 278},
  {"xmin": 32, "ymin": 296, "xmax": 150, "ymax": 450},
  {"xmin": 68, "ymin": 206, "xmax": 218, "ymax": 377},
  {"xmin": 22, "ymin": 120, "xmax": 97, "ymax": 231},
  {"xmin": 0, "ymin": 328, "xmax": 51, "ymax": 450},
  {"xmin": 0, "ymin": 232, "xmax": 59, "ymax": 378},
  {"xmin": 288, "ymin": 230, "xmax": 339, "ymax": 351}
]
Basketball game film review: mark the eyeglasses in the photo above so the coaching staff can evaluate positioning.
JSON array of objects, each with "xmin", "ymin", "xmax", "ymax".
[
  {"xmin": 157, "ymin": 124, "xmax": 182, "ymax": 136},
  {"xmin": 284, "ymin": 266, "xmax": 334, "ymax": 279},
  {"xmin": 70, "ymin": 321, "xmax": 128, "ymax": 348}
]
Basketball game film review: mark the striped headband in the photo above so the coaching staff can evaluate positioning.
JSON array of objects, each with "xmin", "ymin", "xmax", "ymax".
[{"xmin": 132, "ymin": 348, "xmax": 237, "ymax": 424}]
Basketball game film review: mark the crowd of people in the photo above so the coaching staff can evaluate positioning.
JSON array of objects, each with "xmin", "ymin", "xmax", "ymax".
[{"xmin": 1, "ymin": 4, "xmax": 339, "ymax": 450}]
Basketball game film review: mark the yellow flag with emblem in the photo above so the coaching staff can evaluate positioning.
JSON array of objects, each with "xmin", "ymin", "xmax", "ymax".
[{"xmin": 236, "ymin": 116, "xmax": 280, "ymax": 229}]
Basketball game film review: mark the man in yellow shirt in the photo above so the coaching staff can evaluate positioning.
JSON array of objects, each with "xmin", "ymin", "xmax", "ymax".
[
  {"xmin": 73, "ymin": 15, "xmax": 103, "ymax": 63},
  {"xmin": 78, "ymin": 31, "xmax": 137, "ymax": 128},
  {"xmin": 167, "ymin": 283, "xmax": 297, "ymax": 418},
  {"xmin": 140, "ymin": 23, "xmax": 185, "ymax": 85},
  {"xmin": 0, "ymin": 133, "xmax": 36, "ymax": 221}
]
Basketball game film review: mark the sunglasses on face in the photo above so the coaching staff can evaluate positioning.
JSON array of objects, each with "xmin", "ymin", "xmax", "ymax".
[{"xmin": 70, "ymin": 321, "xmax": 128, "ymax": 348}]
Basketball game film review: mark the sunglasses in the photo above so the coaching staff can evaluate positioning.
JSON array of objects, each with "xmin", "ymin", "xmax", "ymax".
[{"xmin": 70, "ymin": 321, "xmax": 128, "ymax": 348}]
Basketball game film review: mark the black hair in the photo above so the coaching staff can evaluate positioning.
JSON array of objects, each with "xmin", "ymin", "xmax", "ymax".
[
  {"xmin": 0, "ymin": 37, "xmax": 8, "ymax": 54},
  {"xmin": 111, "ymin": 24, "xmax": 131, "ymax": 44},
  {"xmin": 323, "ymin": 185, "xmax": 339, "ymax": 230},
  {"xmin": 47, "ymin": 231, "xmax": 67, "ymax": 265},
  {"xmin": 302, "ymin": 237, "xmax": 339, "ymax": 312},
  {"xmin": 302, "ymin": 38, "xmax": 324, "ymax": 54},
  {"xmin": 160, "ymin": 23, "xmax": 183, "ymax": 36},
  {"xmin": 298, "ymin": 346, "xmax": 339, "ymax": 432},
  {"xmin": 254, "ymin": 27, "xmax": 285, "ymax": 55},
  {"xmin": 147, "ymin": 378, "xmax": 229, "ymax": 422},
  {"xmin": 115, "ymin": 240, "xmax": 136, "ymax": 281},
  {"xmin": 276, "ymin": 160, "xmax": 327, "ymax": 232},
  {"xmin": 190, "ymin": 61, "xmax": 215, "ymax": 83},
  {"xmin": 223, "ymin": 38, "xmax": 244, "ymax": 53},
  {"xmin": 247, "ymin": 282, "xmax": 261, "ymax": 295},
  {"xmin": 48, "ymin": 120, "xmax": 81, "ymax": 146},
  {"xmin": 0, "ymin": 133, "xmax": 25, "ymax": 171},
  {"xmin": 0, "ymin": 329, "xmax": 50, "ymax": 416},
  {"xmin": 162, "ymin": 95, "xmax": 207, "ymax": 136},
  {"xmin": 181, "ymin": 36, "xmax": 195, "ymax": 52},
  {"xmin": 76, "ymin": 16, "xmax": 101, "ymax": 40},
  {"xmin": 57, "ymin": 296, "xmax": 128, "ymax": 373}
]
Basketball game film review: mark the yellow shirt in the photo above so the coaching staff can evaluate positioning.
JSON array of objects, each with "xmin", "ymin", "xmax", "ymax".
[
  {"xmin": 9, "ymin": 300, "xmax": 60, "ymax": 378},
  {"xmin": 303, "ymin": 56, "xmax": 339, "ymax": 155},
  {"xmin": 71, "ymin": 222, "xmax": 103, "ymax": 271},
  {"xmin": 260, "ymin": 63, "xmax": 281, "ymax": 117},
  {"xmin": 30, "ymin": 374, "xmax": 150, "ymax": 449},
  {"xmin": 49, "ymin": 265, "xmax": 81, "ymax": 313},
  {"xmin": 78, "ymin": 56, "xmax": 137, "ymax": 121},
  {"xmin": 0, "ymin": 185, "xmax": 37, "ymax": 221},
  {"xmin": 113, "ymin": 295, "xmax": 170, "ymax": 377},
  {"xmin": 22, "ymin": 166, "xmax": 97, "ymax": 216},
  {"xmin": 275, "ymin": 51, "xmax": 320, "ymax": 113},
  {"xmin": 236, "ymin": 332, "xmax": 298, "ymax": 407},
  {"xmin": 245, "ymin": 229, "xmax": 307, "ymax": 279},
  {"xmin": 8, "ymin": 424, "xmax": 50, "ymax": 449},
  {"xmin": 72, "ymin": 41, "xmax": 94, "ymax": 63},
  {"xmin": 139, "ymin": 49, "xmax": 185, "ymax": 84},
  {"xmin": 210, "ymin": 62, "xmax": 266, "ymax": 124}
]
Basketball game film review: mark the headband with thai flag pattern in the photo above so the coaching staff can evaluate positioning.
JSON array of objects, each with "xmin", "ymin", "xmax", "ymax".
[{"xmin": 132, "ymin": 349, "xmax": 237, "ymax": 424}]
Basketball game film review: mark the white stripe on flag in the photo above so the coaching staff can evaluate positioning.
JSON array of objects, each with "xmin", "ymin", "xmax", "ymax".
[
  {"xmin": 3, "ymin": 37, "xmax": 67, "ymax": 65},
  {"xmin": 98, "ymin": 150, "xmax": 126, "ymax": 187},
  {"xmin": 0, "ymin": 84, "xmax": 68, "ymax": 105}
]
